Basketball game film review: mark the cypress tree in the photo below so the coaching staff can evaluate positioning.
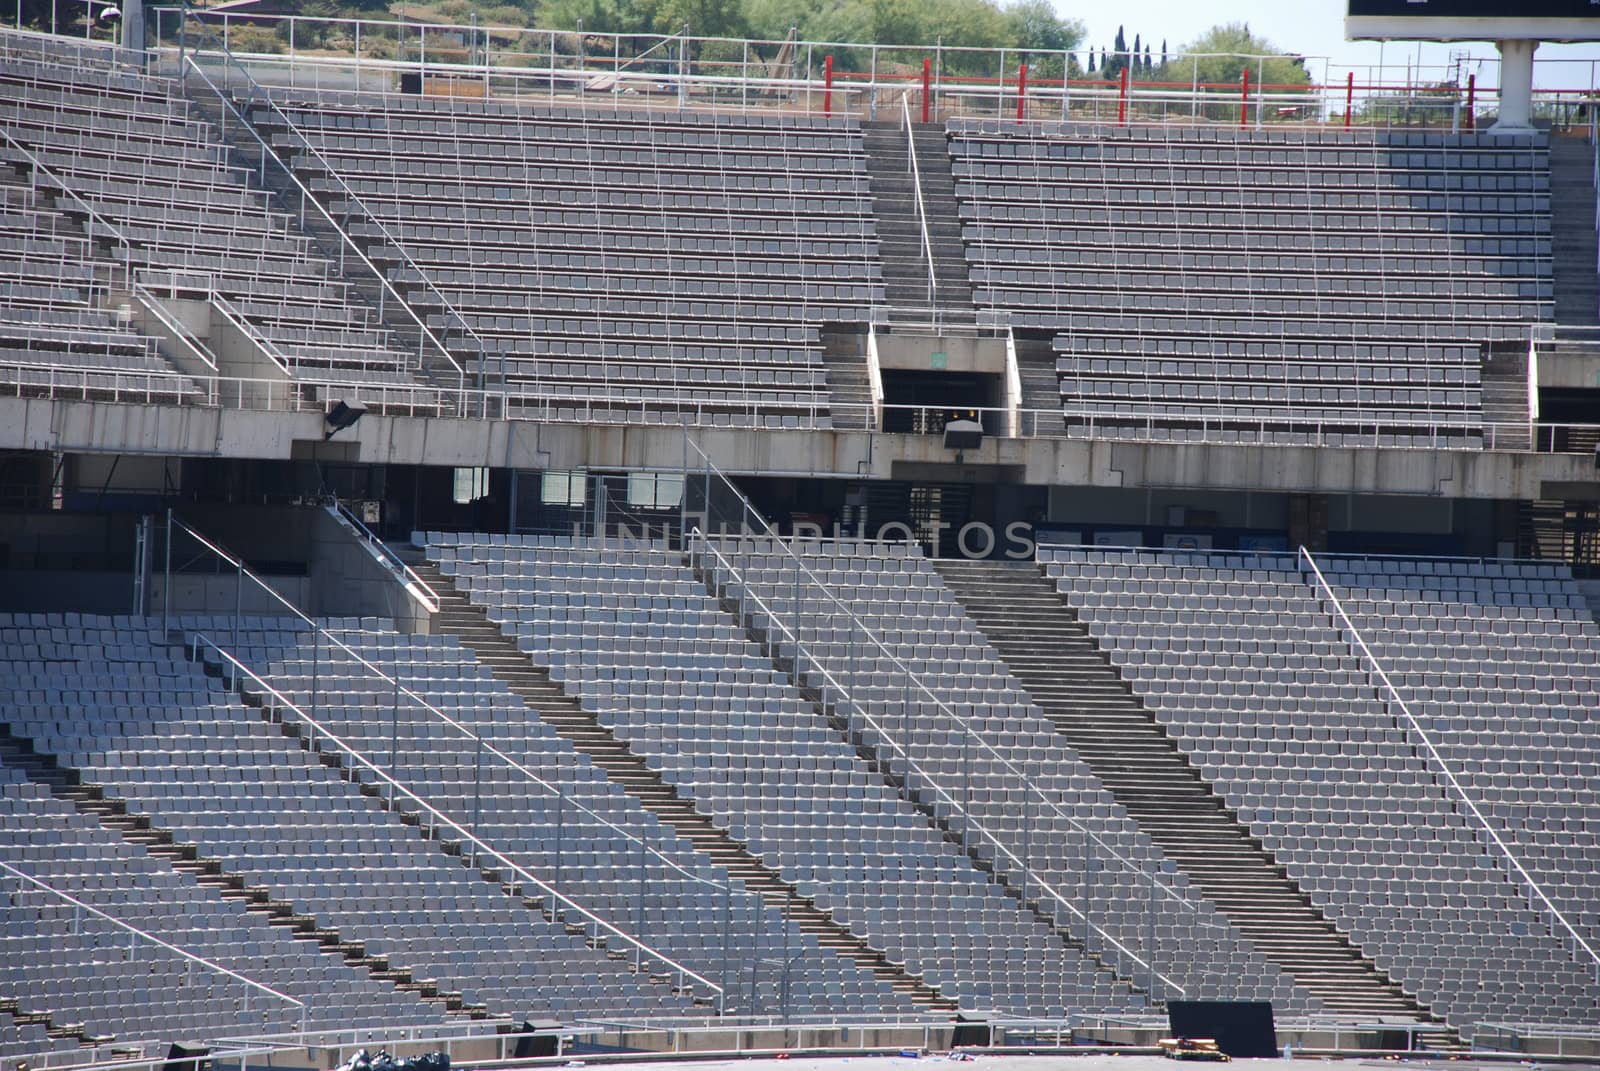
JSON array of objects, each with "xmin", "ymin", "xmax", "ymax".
[{"xmin": 1087, "ymin": 49, "xmax": 1096, "ymax": 73}]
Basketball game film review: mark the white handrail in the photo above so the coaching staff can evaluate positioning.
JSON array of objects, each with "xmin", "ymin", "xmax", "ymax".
[
  {"xmin": 0, "ymin": 126, "xmax": 134, "ymax": 287},
  {"xmin": 1298, "ymin": 545, "xmax": 1600, "ymax": 975},
  {"xmin": 900, "ymin": 94, "xmax": 938, "ymax": 308},
  {"xmin": 208, "ymin": 290, "xmax": 295, "ymax": 376},
  {"xmin": 689, "ymin": 529, "xmax": 1188, "ymax": 997},
  {"xmin": 179, "ymin": 50, "xmax": 472, "ymax": 398},
  {"xmin": 164, "ymin": 514, "xmax": 734, "ymax": 900},
  {"xmin": 190, "ymin": 633, "xmax": 725, "ymax": 1003},
  {"xmin": 0, "ymin": 859, "xmax": 308, "ymax": 1032},
  {"xmin": 324, "ymin": 499, "xmax": 439, "ymax": 614},
  {"xmin": 130, "ymin": 284, "xmax": 218, "ymax": 372}
]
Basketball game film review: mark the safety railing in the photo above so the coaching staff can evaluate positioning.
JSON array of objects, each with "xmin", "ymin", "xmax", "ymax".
[
  {"xmin": 1298, "ymin": 545, "xmax": 1600, "ymax": 982},
  {"xmin": 206, "ymin": 291, "xmax": 294, "ymax": 376},
  {"xmin": 679, "ymin": 437, "xmax": 1281, "ymax": 997},
  {"xmin": 175, "ymin": 35, "xmax": 474, "ymax": 404},
  {"xmin": 324, "ymin": 498, "xmax": 439, "ymax": 614},
  {"xmin": 161, "ymin": 512, "xmax": 738, "ymax": 906},
  {"xmin": 900, "ymin": 94, "xmax": 937, "ymax": 309},
  {"xmin": 0, "ymin": 859, "xmax": 308, "ymax": 1034},
  {"xmin": 130, "ymin": 283, "xmax": 219, "ymax": 376},
  {"xmin": 186, "ymin": 632, "xmax": 725, "ymax": 1007},
  {"xmin": 137, "ymin": 13, "xmax": 1600, "ymax": 131},
  {"xmin": 686, "ymin": 526, "xmax": 1190, "ymax": 999},
  {"xmin": 0, "ymin": 125, "xmax": 134, "ymax": 288},
  {"xmin": 20, "ymin": 362, "xmax": 1600, "ymax": 454}
]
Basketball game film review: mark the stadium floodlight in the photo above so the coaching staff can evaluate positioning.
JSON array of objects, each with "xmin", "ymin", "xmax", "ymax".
[{"xmin": 324, "ymin": 400, "xmax": 368, "ymax": 440}]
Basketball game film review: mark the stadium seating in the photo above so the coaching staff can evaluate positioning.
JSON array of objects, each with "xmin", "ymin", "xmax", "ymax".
[
  {"xmin": 1037, "ymin": 546, "xmax": 1600, "ymax": 1031},
  {"xmin": 0, "ymin": 614, "xmax": 703, "ymax": 1029},
  {"xmin": 422, "ymin": 533, "xmax": 1146, "ymax": 1016},
  {"xmin": 949, "ymin": 121, "xmax": 1552, "ymax": 447},
  {"xmin": 0, "ymin": 53, "xmax": 423, "ymax": 401},
  {"xmin": 701, "ymin": 535, "xmax": 1318, "ymax": 1013},
  {"xmin": 1319, "ymin": 557, "xmax": 1600, "ymax": 958},
  {"xmin": 257, "ymin": 93, "xmax": 884, "ymax": 429},
  {"xmin": 201, "ymin": 615, "xmax": 916, "ymax": 1017},
  {"xmin": 0, "ymin": 753, "xmax": 450, "ymax": 1041}
]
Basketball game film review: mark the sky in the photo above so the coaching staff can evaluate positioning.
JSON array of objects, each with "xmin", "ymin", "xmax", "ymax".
[{"xmin": 1062, "ymin": 0, "xmax": 1600, "ymax": 93}]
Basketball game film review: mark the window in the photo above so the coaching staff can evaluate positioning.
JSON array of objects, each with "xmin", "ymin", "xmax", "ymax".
[
  {"xmin": 626, "ymin": 473, "xmax": 683, "ymax": 510},
  {"xmin": 541, "ymin": 470, "xmax": 587, "ymax": 507},
  {"xmin": 452, "ymin": 466, "xmax": 489, "ymax": 504}
]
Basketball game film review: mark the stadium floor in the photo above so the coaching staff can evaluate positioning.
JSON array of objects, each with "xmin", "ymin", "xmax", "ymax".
[{"xmin": 575, "ymin": 1056, "xmax": 1577, "ymax": 1071}]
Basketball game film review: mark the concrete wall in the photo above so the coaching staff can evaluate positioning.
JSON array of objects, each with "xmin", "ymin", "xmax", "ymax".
[
  {"xmin": 306, "ymin": 507, "xmax": 432, "ymax": 633},
  {"xmin": 875, "ymin": 333, "xmax": 1007, "ymax": 373},
  {"xmin": 5, "ymin": 395, "xmax": 1600, "ymax": 502}
]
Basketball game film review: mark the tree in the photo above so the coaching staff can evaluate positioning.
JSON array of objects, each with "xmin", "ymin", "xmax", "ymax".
[
  {"xmin": 1174, "ymin": 21, "xmax": 1309, "ymax": 89},
  {"xmin": 1086, "ymin": 48, "xmax": 1095, "ymax": 73},
  {"xmin": 1004, "ymin": 0, "xmax": 1084, "ymax": 56},
  {"xmin": 1102, "ymin": 23, "xmax": 1127, "ymax": 80}
]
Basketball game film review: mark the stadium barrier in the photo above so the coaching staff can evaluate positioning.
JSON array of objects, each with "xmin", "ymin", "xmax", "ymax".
[{"xmin": 143, "ymin": 11, "xmax": 1600, "ymax": 131}]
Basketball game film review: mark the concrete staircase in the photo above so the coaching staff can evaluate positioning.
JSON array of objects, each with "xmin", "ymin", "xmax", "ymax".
[
  {"xmin": 1480, "ymin": 344, "xmax": 1532, "ymax": 451},
  {"xmin": 861, "ymin": 121, "xmax": 975, "ymax": 329},
  {"xmin": 819, "ymin": 330, "xmax": 875, "ymax": 430},
  {"xmin": 1013, "ymin": 336, "xmax": 1067, "ymax": 436},
  {"xmin": 407, "ymin": 556, "xmax": 959, "ymax": 1013},
  {"xmin": 1550, "ymin": 137, "xmax": 1598, "ymax": 326},
  {"xmin": 933, "ymin": 559, "xmax": 1441, "ymax": 1024}
]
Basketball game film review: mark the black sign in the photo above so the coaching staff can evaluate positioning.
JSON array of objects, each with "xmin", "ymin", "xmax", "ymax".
[{"xmin": 1349, "ymin": 0, "xmax": 1599, "ymax": 16}]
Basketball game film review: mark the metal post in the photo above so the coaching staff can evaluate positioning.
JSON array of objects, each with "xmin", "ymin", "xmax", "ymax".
[
  {"xmin": 823, "ymin": 55, "xmax": 833, "ymax": 116},
  {"xmin": 1148, "ymin": 864, "xmax": 1158, "ymax": 1000},
  {"xmin": 1345, "ymin": 71, "xmax": 1354, "ymax": 129},
  {"xmin": 554, "ymin": 775, "xmax": 563, "ymax": 890},
  {"xmin": 1239, "ymin": 67, "xmax": 1250, "ymax": 128},
  {"xmin": 390, "ymin": 672, "xmax": 401, "ymax": 798},
  {"xmin": 163, "ymin": 508, "xmax": 173, "ymax": 636},
  {"xmin": 781, "ymin": 886, "xmax": 792, "ymax": 1022},
  {"xmin": 471, "ymin": 739, "xmax": 483, "ymax": 866},
  {"xmin": 1016, "ymin": 62, "xmax": 1027, "ymax": 121},
  {"xmin": 310, "ymin": 627, "xmax": 320, "ymax": 720},
  {"xmin": 1118, "ymin": 65, "xmax": 1129, "ymax": 126},
  {"xmin": 721, "ymin": 880, "xmax": 732, "ymax": 1010},
  {"xmin": 1466, "ymin": 73, "xmax": 1476, "ymax": 130},
  {"xmin": 635, "ymin": 833, "xmax": 646, "ymax": 970},
  {"xmin": 922, "ymin": 58, "xmax": 931, "ymax": 124},
  {"xmin": 233, "ymin": 559, "xmax": 243, "ymax": 651}
]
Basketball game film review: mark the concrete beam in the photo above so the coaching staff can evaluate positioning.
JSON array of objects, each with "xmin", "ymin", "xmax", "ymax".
[{"xmin": 4, "ymin": 396, "xmax": 1597, "ymax": 500}]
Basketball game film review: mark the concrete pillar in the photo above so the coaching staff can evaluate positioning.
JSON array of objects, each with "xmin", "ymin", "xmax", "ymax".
[{"xmin": 1489, "ymin": 39, "xmax": 1537, "ymax": 134}]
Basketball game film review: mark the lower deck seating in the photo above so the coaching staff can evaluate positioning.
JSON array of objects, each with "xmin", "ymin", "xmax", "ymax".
[
  {"xmin": 422, "ymin": 533, "xmax": 1145, "ymax": 1017},
  {"xmin": 191, "ymin": 615, "xmax": 912, "ymax": 1018},
  {"xmin": 1038, "ymin": 547, "xmax": 1600, "ymax": 1032},
  {"xmin": 702, "ymin": 536, "xmax": 1316, "ymax": 1014},
  {"xmin": 0, "ymin": 614, "xmax": 702, "ymax": 1032}
]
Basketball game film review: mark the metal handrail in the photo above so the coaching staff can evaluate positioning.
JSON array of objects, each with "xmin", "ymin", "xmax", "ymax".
[
  {"xmin": 900, "ymin": 94, "xmax": 937, "ymax": 309},
  {"xmin": 1298, "ymin": 545, "xmax": 1600, "ymax": 976},
  {"xmin": 684, "ymin": 442, "xmax": 1252, "ymax": 972},
  {"xmin": 0, "ymin": 126, "xmax": 134, "ymax": 287},
  {"xmin": 190, "ymin": 632, "xmax": 725, "ymax": 1004},
  {"xmin": 164, "ymin": 514, "xmax": 735, "ymax": 899},
  {"xmin": 325, "ymin": 499, "xmax": 439, "ymax": 613},
  {"xmin": 130, "ymin": 284, "xmax": 218, "ymax": 372},
  {"xmin": 177, "ymin": 48, "xmax": 472, "ymax": 399},
  {"xmin": 207, "ymin": 290, "xmax": 295, "ymax": 375},
  {"xmin": 0, "ymin": 859, "xmax": 308, "ymax": 1032},
  {"xmin": 688, "ymin": 528, "xmax": 1188, "ymax": 997},
  {"xmin": 181, "ymin": 40, "xmax": 489, "ymax": 397}
]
